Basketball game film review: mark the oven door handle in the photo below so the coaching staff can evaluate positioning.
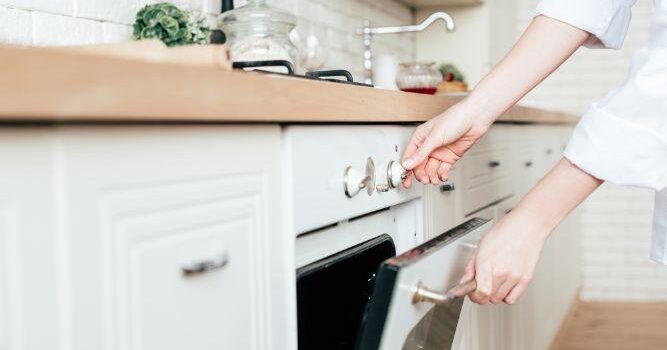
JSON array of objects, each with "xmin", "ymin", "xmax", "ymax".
[{"xmin": 412, "ymin": 280, "xmax": 477, "ymax": 305}]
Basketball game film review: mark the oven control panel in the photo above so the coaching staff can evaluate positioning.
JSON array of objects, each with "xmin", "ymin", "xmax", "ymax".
[
  {"xmin": 284, "ymin": 125, "xmax": 422, "ymax": 235},
  {"xmin": 344, "ymin": 159, "xmax": 408, "ymax": 198}
]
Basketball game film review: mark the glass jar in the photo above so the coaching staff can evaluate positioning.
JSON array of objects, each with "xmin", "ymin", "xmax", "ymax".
[
  {"xmin": 395, "ymin": 62, "xmax": 443, "ymax": 95},
  {"xmin": 292, "ymin": 19, "xmax": 328, "ymax": 72},
  {"xmin": 218, "ymin": 0, "xmax": 298, "ymax": 70}
]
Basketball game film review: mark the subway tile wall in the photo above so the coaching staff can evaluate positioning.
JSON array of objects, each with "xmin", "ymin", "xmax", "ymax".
[
  {"xmin": 0, "ymin": 0, "xmax": 414, "ymax": 79},
  {"xmin": 579, "ymin": 184, "xmax": 660, "ymax": 301},
  {"xmin": 515, "ymin": 1, "xmax": 666, "ymax": 300}
]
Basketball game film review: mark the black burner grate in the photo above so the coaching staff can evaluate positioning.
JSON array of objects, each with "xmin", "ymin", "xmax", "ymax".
[{"xmin": 232, "ymin": 60, "xmax": 374, "ymax": 88}]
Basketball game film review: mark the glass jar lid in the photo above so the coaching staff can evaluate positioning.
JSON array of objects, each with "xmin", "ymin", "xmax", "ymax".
[{"xmin": 218, "ymin": 0, "xmax": 296, "ymax": 32}]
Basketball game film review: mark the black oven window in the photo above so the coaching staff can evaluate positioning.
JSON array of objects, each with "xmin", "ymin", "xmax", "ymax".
[{"xmin": 296, "ymin": 235, "xmax": 396, "ymax": 350}]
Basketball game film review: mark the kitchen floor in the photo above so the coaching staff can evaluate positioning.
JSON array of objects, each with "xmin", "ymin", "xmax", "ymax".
[{"xmin": 550, "ymin": 302, "xmax": 667, "ymax": 350}]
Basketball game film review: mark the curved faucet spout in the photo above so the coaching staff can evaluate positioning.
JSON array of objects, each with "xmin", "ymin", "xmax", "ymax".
[
  {"xmin": 357, "ymin": 11, "xmax": 456, "ymax": 85},
  {"xmin": 359, "ymin": 12, "xmax": 456, "ymax": 35}
]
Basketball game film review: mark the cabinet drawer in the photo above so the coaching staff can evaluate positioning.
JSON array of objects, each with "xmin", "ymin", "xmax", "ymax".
[
  {"xmin": 461, "ymin": 129, "xmax": 513, "ymax": 215},
  {"xmin": 119, "ymin": 220, "xmax": 255, "ymax": 350},
  {"xmin": 423, "ymin": 167, "xmax": 461, "ymax": 240}
]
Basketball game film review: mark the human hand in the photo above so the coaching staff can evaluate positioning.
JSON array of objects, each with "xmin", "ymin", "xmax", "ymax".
[
  {"xmin": 401, "ymin": 102, "xmax": 489, "ymax": 187},
  {"xmin": 460, "ymin": 213, "xmax": 548, "ymax": 305}
]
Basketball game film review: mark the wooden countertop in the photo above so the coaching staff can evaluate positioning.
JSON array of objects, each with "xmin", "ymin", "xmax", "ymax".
[{"xmin": 0, "ymin": 45, "xmax": 577, "ymax": 124}]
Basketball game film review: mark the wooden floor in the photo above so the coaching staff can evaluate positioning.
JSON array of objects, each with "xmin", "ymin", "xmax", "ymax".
[{"xmin": 551, "ymin": 302, "xmax": 667, "ymax": 350}]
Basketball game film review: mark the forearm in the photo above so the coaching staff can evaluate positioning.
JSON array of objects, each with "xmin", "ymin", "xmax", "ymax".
[
  {"xmin": 462, "ymin": 15, "xmax": 590, "ymax": 126},
  {"xmin": 509, "ymin": 158, "xmax": 603, "ymax": 239}
]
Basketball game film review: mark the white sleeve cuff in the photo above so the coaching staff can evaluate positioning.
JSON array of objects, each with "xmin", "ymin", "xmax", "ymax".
[
  {"xmin": 564, "ymin": 104, "xmax": 667, "ymax": 191},
  {"xmin": 536, "ymin": 0, "xmax": 636, "ymax": 49}
]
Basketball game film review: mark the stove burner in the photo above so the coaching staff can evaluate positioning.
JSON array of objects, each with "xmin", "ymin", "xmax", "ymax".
[
  {"xmin": 232, "ymin": 60, "xmax": 373, "ymax": 88},
  {"xmin": 233, "ymin": 60, "xmax": 295, "ymax": 74}
]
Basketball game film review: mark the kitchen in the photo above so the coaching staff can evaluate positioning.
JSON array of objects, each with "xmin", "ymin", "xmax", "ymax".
[{"xmin": 1, "ymin": 0, "xmax": 666, "ymax": 350}]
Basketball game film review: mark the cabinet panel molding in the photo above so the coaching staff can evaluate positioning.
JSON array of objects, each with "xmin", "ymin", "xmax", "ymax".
[
  {"xmin": 95, "ymin": 173, "xmax": 270, "ymax": 350},
  {"xmin": 0, "ymin": 205, "xmax": 19, "ymax": 350}
]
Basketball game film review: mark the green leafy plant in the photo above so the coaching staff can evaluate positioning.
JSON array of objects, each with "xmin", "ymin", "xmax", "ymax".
[
  {"xmin": 438, "ymin": 63, "xmax": 466, "ymax": 82},
  {"xmin": 132, "ymin": 2, "xmax": 210, "ymax": 47}
]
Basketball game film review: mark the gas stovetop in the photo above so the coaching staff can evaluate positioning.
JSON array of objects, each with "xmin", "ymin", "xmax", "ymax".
[{"xmin": 232, "ymin": 60, "xmax": 373, "ymax": 88}]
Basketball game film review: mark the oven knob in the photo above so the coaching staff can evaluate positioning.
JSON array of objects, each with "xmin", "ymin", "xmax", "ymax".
[
  {"xmin": 344, "ymin": 158, "xmax": 376, "ymax": 197},
  {"xmin": 387, "ymin": 160, "xmax": 408, "ymax": 189}
]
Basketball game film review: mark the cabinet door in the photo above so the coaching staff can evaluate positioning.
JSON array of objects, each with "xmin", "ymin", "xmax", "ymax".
[
  {"xmin": 0, "ymin": 129, "xmax": 61, "ymax": 350},
  {"xmin": 57, "ymin": 126, "xmax": 290, "ymax": 350}
]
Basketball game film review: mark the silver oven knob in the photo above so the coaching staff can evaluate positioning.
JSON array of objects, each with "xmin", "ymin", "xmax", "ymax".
[
  {"xmin": 387, "ymin": 160, "xmax": 407, "ymax": 189},
  {"xmin": 344, "ymin": 158, "xmax": 376, "ymax": 198}
]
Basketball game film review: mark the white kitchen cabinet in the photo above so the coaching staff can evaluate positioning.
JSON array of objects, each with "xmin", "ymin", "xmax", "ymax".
[
  {"xmin": 0, "ymin": 129, "xmax": 61, "ymax": 350},
  {"xmin": 1, "ymin": 122, "xmax": 578, "ymax": 350},
  {"xmin": 0, "ymin": 126, "xmax": 292, "ymax": 350},
  {"xmin": 459, "ymin": 126, "xmax": 514, "ymax": 216},
  {"xmin": 423, "ymin": 168, "xmax": 462, "ymax": 240}
]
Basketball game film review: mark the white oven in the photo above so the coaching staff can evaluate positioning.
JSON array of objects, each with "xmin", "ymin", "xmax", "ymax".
[{"xmin": 285, "ymin": 126, "xmax": 491, "ymax": 350}]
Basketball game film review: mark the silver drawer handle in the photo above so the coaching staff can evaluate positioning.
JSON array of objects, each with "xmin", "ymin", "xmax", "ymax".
[
  {"xmin": 413, "ymin": 280, "xmax": 477, "ymax": 305},
  {"xmin": 182, "ymin": 253, "xmax": 228, "ymax": 277}
]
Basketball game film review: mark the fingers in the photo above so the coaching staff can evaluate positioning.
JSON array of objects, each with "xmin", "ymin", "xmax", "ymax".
[
  {"xmin": 460, "ymin": 251, "xmax": 477, "ymax": 284},
  {"xmin": 402, "ymin": 175, "xmax": 412, "ymax": 188},
  {"xmin": 413, "ymin": 161, "xmax": 429, "ymax": 184},
  {"xmin": 402, "ymin": 129, "xmax": 443, "ymax": 170},
  {"xmin": 413, "ymin": 158, "xmax": 454, "ymax": 185},
  {"xmin": 504, "ymin": 275, "xmax": 532, "ymax": 304},
  {"xmin": 402, "ymin": 122, "xmax": 434, "ymax": 169},
  {"xmin": 437, "ymin": 162, "xmax": 452, "ymax": 182},
  {"xmin": 425, "ymin": 158, "xmax": 441, "ymax": 184},
  {"xmin": 491, "ymin": 274, "xmax": 520, "ymax": 304},
  {"xmin": 469, "ymin": 264, "xmax": 493, "ymax": 305},
  {"xmin": 467, "ymin": 268, "xmax": 531, "ymax": 305},
  {"xmin": 430, "ymin": 145, "xmax": 463, "ymax": 165}
]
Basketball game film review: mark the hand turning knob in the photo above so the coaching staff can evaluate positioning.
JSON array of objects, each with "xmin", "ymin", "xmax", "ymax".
[{"xmin": 387, "ymin": 160, "xmax": 407, "ymax": 189}]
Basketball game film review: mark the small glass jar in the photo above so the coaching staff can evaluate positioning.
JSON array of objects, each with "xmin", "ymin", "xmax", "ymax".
[
  {"xmin": 396, "ymin": 62, "xmax": 443, "ymax": 95},
  {"xmin": 218, "ymin": 0, "xmax": 298, "ymax": 70}
]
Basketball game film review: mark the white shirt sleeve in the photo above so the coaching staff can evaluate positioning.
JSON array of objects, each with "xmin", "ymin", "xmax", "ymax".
[{"xmin": 536, "ymin": 0, "xmax": 637, "ymax": 49}]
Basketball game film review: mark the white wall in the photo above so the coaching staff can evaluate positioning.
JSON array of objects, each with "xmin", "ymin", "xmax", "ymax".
[
  {"xmin": 513, "ymin": 0, "xmax": 665, "ymax": 301},
  {"xmin": 0, "ymin": 0, "xmax": 414, "ymax": 81},
  {"xmin": 579, "ymin": 184, "xmax": 660, "ymax": 301},
  {"xmin": 415, "ymin": 5, "xmax": 491, "ymax": 85},
  {"xmin": 415, "ymin": 1, "xmax": 517, "ymax": 86}
]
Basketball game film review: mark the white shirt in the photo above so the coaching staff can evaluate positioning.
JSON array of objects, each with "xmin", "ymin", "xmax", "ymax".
[{"xmin": 537, "ymin": 0, "xmax": 667, "ymax": 263}]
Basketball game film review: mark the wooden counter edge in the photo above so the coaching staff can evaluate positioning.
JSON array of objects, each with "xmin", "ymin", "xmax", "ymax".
[{"xmin": 0, "ymin": 45, "xmax": 578, "ymax": 124}]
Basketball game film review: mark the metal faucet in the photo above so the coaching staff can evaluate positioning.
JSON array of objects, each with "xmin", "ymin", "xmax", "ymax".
[{"xmin": 357, "ymin": 12, "xmax": 456, "ymax": 85}]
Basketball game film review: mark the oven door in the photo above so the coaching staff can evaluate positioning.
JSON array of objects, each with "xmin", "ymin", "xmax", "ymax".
[{"xmin": 357, "ymin": 217, "xmax": 492, "ymax": 350}]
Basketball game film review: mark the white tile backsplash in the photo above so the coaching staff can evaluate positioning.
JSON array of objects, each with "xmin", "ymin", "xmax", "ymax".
[
  {"xmin": 0, "ymin": 6, "xmax": 33, "ymax": 45},
  {"xmin": 576, "ymin": 184, "xmax": 667, "ymax": 301},
  {"xmin": 32, "ymin": 11, "xmax": 105, "ymax": 45},
  {"xmin": 0, "ymin": 0, "xmax": 75, "ymax": 16},
  {"xmin": 102, "ymin": 21, "xmax": 134, "ymax": 43},
  {"xmin": 75, "ymin": 0, "xmax": 141, "ymax": 24},
  {"xmin": 0, "ymin": 0, "xmax": 413, "ymax": 80}
]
